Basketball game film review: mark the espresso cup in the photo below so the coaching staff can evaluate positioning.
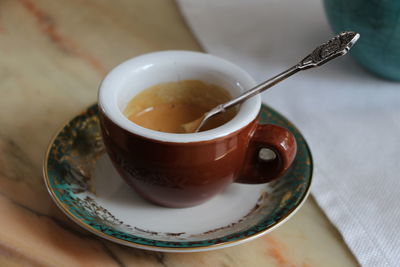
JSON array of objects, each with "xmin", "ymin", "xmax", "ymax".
[{"xmin": 98, "ymin": 51, "xmax": 297, "ymax": 208}]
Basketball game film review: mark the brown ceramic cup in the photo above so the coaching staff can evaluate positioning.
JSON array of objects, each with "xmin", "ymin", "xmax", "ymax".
[{"xmin": 98, "ymin": 51, "xmax": 297, "ymax": 208}]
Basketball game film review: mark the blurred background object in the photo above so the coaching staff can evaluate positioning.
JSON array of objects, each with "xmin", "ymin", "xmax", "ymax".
[{"xmin": 324, "ymin": 0, "xmax": 400, "ymax": 81}]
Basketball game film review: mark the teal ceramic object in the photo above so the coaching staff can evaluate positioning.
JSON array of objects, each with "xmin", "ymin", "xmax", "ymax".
[
  {"xmin": 44, "ymin": 104, "xmax": 313, "ymax": 252},
  {"xmin": 324, "ymin": 0, "xmax": 400, "ymax": 81}
]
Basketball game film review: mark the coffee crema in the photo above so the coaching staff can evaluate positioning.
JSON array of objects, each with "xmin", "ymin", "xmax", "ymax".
[{"xmin": 124, "ymin": 80, "xmax": 237, "ymax": 133}]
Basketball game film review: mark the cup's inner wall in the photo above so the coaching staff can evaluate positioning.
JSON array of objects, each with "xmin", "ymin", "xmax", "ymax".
[{"xmin": 99, "ymin": 51, "xmax": 260, "ymax": 142}]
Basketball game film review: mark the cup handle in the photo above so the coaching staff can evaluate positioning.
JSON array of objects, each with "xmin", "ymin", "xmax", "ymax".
[{"xmin": 236, "ymin": 124, "xmax": 297, "ymax": 184}]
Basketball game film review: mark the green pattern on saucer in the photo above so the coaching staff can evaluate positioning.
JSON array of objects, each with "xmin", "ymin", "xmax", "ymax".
[{"xmin": 44, "ymin": 104, "xmax": 312, "ymax": 250}]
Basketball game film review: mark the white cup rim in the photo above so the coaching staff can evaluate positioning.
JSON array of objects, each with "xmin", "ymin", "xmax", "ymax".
[{"xmin": 98, "ymin": 51, "xmax": 260, "ymax": 143}]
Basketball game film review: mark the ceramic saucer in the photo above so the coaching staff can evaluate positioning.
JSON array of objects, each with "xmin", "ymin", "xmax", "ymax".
[{"xmin": 43, "ymin": 104, "xmax": 312, "ymax": 252}]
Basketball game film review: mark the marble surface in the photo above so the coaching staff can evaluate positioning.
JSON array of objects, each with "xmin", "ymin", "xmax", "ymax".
[{"xmin": 0, "ymin": 0, "xmax": 359, "ymax": 266}]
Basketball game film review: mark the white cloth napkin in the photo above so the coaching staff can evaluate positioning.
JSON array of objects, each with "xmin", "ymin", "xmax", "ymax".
[{"xmin": 177, "ymin": 0, "xmax": 400, "ymax": 266}]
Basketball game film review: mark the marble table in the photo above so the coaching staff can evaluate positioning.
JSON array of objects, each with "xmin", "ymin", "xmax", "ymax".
[{"xmin": 0, "ymin": 0, "xmax": 359, "ymax": 266}]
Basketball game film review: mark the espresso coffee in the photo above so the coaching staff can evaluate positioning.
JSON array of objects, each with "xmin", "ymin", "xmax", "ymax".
[{"xmin": 124, "ymin": 80, "xmax": 236, "ymax": 133}]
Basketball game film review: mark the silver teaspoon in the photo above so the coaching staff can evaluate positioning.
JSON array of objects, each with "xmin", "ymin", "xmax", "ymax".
[{"xmin": 182, "ymin": 31, "xmax": 360, "ymax": 133}]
